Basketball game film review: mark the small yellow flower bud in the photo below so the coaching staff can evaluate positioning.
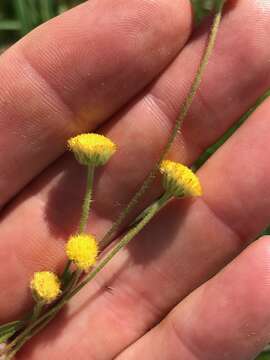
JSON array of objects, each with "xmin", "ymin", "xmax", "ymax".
[
  {"xmin": 68, "ymin": 133, "xmax": 116, "ymax": 166},
  {"xmin": 30, "ymin": 271, "xmax": 61, "ymax": 303},
  {"xmin": 66, "ymin": 234, "xmax": 99, "ymax": 271},
  {"xmin": 160, "ymin": 160, "xmax": 202, "ymax": 197}
]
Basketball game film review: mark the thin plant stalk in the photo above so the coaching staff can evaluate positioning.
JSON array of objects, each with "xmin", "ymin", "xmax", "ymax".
[
  {"xmin": 79, "ymin": 165, "xmax": 95, "ymax": 233},
  {"xmin": 100, "ymin": 0, "xmax": 226, "ymax": 249},
  {"xmin": 70, "ymin": 191, "xmax": 172, "ymax": 298},
  {"xmin": 31, "ymin": 302, "xmax": 44, "ymax": 322},
  {"xmin": 61, "ymin": 165, "xmax": 95, "ymax": 277},
  {"xmin": 4, "ymin": 192, "xmax": 172, "ymax": 357},
  {"xmin": 3, "ymin": 164, "xmax": 96, "ymax": 356}
]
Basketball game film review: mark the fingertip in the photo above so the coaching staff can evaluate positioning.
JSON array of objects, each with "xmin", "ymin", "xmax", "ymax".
[{"xmin": 243, "ymin": 235, "xmax": 270, "ymax": 296}]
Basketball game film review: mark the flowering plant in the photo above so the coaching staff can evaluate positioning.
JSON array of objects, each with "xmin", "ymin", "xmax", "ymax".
[{"xmin": 0, "ymin": 1, "xmax": 227, "ymax": 358}]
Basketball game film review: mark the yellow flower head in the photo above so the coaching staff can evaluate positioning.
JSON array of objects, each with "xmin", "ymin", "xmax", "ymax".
[
  {"xmin": 160, "ymin": 160, "xmax": 202, "ymax": 197},
  {"xmin": 68, "ymin": 133, "xmax": 116, "ymax": 166},
  {"xmin": 30, "ymin": 271, "xmax": 61, "ymax": 303},
  {"xmin": 66, "ymin": 234, "xmax": 99, "ymax": 271}
]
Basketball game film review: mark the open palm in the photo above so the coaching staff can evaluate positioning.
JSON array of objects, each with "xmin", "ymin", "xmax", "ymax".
[{"xmin": 0, "ymin": 0, "xmax": 270, "ymax": 359}]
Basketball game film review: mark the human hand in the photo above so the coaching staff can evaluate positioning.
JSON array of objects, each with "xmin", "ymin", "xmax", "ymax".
[{"xmin": 0, "ymin": 1, "xmax": 270, "ymax": 359}]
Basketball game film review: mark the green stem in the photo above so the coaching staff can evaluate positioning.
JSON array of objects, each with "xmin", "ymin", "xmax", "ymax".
[
  {"xmin": 60, "ymin": 164, "xmax": 95, "ymax": 295},
  {"xmin": 61, "ymin": 165, "xmax": 95, "ymax": 281},
  {"xmin": 61, "ymin": 260, "xmax": 71, "ymax": 279},
  {"xmin": 4, "ymin": 270, "xmax": 80, "ymax": 356},
  {"xmin": 5, "ymin": 309, "xmax": 60, "ymax": 359},
  {"xmin": 100, "ymin": 1, "xmax": 226, "ymax": 249},
  {"xmin": 69, "ymin": 269, "xmax": 83, "ymax": 291},
  {"xmin": 70, "ymin": 191, "xmax": 172, "ymax": 298},
  {"xmin": 78, "ymin": 165, "xmax": 95, "ymax": 233},
  {"xmin": 31, "ymin": 302, "xmax": 44, "ymax": 322},
  {"xmin": 4, "ymin": 193, "xmax": 172, "ymax": 357},
  {"xmin": 5, "ymin": 165, "xmax": 96, "ymax": 356},
  {"xmin": 5, "ymin": 271, "xmax": 82, "ymax": 359}
]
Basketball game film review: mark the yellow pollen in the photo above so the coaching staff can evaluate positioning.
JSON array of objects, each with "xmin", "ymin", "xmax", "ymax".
[
  {"xmin": 68, "ymin": 133, "xmax": 116, "ymax": 166},
  {"xmin": 160, "ymin": 160, "xmax": 202, "ymax": 197},
  {"xmin": 30, "ymin": 271, "xmax": 61, "ymax": 303},
  {"xmin": 66, "ymin": 234, "xmax": 99, "ymax": 271}
]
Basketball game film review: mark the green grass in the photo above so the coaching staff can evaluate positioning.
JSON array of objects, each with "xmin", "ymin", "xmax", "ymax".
[
  {"xmin": 257, "ymin": 353, "xmax": 270, "ymax": 360},
  {"xmin": 0, "ymin": 0, "xmax": 83, "ymax": 46},
  {"xmin": 191, "ymin": 0, "xmax": 224, "ymax": 24},
  {"xmin": 0, "ymin": 0, "xmax": 223, "ymax": 45},
  {"xmin": 193, "ymin": 90, "xmax": 270, "ymax": 171},
  {"xmin": 0, "ymin": 1, "xmax": 270, "ymax": 358}
]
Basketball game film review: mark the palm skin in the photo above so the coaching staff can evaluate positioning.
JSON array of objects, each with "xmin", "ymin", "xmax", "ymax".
[{"xmin": 0, "ymin": 0, "xmax": 270, "ymax": 359}]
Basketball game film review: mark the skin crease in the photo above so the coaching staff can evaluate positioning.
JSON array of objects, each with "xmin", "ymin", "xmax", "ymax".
[
  {"xmin": 0, "ymin": 0, "xmax": 269, "ymax": 359},
  {"xmin": 0, "ymin": 0, "xmax": 191, "ymax": 208}
]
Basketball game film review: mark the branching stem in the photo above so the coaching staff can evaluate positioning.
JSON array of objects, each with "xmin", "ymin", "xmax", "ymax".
[{"xmin": 100, "ymin": 0, "xmax": 226, "ymax": 249}]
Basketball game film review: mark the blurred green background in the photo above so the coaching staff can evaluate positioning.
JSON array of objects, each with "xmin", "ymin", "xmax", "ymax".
[
  {"xmin": 0, "ymin": 0, "xmax": 82, "ymax": 49},
  {"xmin": 0, "ymin": 1, "xmax": 269, "ymax": 359}
]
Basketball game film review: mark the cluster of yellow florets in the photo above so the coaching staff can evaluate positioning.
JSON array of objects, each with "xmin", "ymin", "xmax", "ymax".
[
  {"xmin": 29, "ymin": 140, "xmax": 200, "ymax": 308},
  {"xmin": 29, "ymin": 234, "xmax": 99, "ymax": 303},
  {"xmin": 160, "ymin": 160, "xmax": 202, "ymax": 197},
  {"xmin": 29, "ymin": 133, "xmax": 112, "ymax": 304},
  {"xmin": 66, "ymin": 233, "xmax": 99, "ymax": 271},
  {"xmin": 68, "ymin": 133, "xmax": 116, "ymax": 166},
  {"xmin": 30, "ymin": 271, "xmax": 61, "ymax": 303},
  {"xmin": 30, "ymin": 234, "xmax": 99, "ymax": 303}
]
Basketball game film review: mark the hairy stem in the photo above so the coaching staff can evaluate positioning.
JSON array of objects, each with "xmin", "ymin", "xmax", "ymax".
[
  {"xmin": 4, "ymin": 192, "xmax": 172, "ymax": 357},
  {"xmin": 70, "ymin": 191, "xmax": 172, "ymax": 298},
  {"xmin": 79, "ymin": 165, "xmax": 95, "ymax": 233},
  {"xmin": 60, "ymin": 165, "xmax": 95, "ymax": 283},
  {"xmin": 4, "ymin": 271, "xmax": 80, "ymax": 356},
  {"xmin": 101, "ymin": 0, "xmax": 226, "ymax": 248},
  {"xmin": 31, "ymin": 302, "xmax": 44, "ymax": 322}
]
